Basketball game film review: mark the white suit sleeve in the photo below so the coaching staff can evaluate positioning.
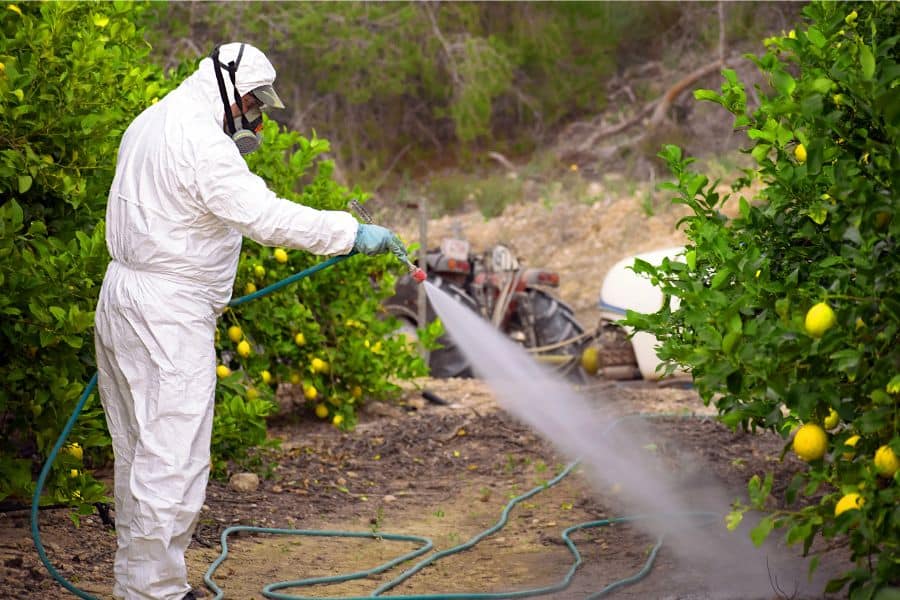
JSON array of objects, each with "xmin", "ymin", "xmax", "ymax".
[{"xmin": 195, "ymin": 141, "xmax": 358, "ymax": 256}]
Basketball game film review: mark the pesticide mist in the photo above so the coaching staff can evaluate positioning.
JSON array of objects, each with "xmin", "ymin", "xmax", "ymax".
[{"xmin": 423, "ymin": 281, "xmax": 828, "ymax": 598}]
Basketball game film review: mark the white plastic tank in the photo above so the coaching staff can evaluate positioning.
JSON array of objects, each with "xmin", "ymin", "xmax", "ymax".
[{"xmin": 599, "ymin": 247, "xmax": 686, "ymax": 380}]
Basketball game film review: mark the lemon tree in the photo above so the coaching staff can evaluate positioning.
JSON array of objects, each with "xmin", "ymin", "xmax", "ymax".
[{"xmin": 625, "ymin": 2, "xmax": 898, "ymax": 595}]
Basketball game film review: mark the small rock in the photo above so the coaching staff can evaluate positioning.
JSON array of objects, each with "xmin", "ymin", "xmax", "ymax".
[
  {"xmin": 336, "ymin": 477, "xmax": 347, "ymax": 486},
  {"xmin": 271, "ymin": 485, "xmax": 283, "ymax": 493},
  {"xmin": 201, "ymin": 504, "xmax": 210, "ymax": 512},
  {"xmin": 228, "ymin": 472, "xmax": 260, "ymax": 493},
  {"xmin": 383, "ymin": 495, "xmax": 397, "ymax": 503}
]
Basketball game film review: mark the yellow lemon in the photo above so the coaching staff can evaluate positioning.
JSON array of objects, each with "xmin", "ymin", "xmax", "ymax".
[
  {"xmin": 304, "ymin": 385, "xmax": 318, "ymax": 401},
  {"xmin": 261, "ymin": 370, "xmax": 272, "ymax": 384},
  {"xmin": 351, "ymin": 385, "xmax": 363, "ymax": 399},
  {"xmin": 216, "ymin": 364, "xmax": 231, "ymax": 378},
  {"xmin": 842, "ymin": 435, "xmax": 860, "ymax": 459},
  {"xmin": 314, "ymin": 403, "xmax": 328, "ymax": 419},
  {"xmin": 793, "ymin": 423, "xmax": 828, "ymax": 461},
  {"xmin": 247, "ymin": 388, "xmax": 259, "ymax": 400},
  {"xmin": 254, "ymin": 265, "xmax": 266, "ymax": 278},
  {"xmin": 794, "ymin": 143, "xmax": 807, "ymax": 163},
  {"xmin": 874, "ymin": 445, "xmax": 898, "ymax": 478},
  {"xmin": 294, "ymin": 332, "xmax": 306, "ymax": 346},
  {"xmin": 70, "ymin": 469, "xmax": 79, "ymax": 478},
  {"xmin": 244, "ymin": 282, "xmax": 257, "ymax": 294},
  {"xmin": 273, "ymin": 248, "xmax": 288, "ymax": 263},
  {"xmin": 332, "ymin": 414, "xmax": 344, "ymax": 427},
  {"xmin": 804, "ymin": 302, "xmax": 836, "ymax": 338},
  {"xmin": 823, "ymin": 408, "xmax": 840, "ymax": 430},
  {"xmin": 371, "ymin": 341, "xmax": 382, "ymax": 354},
  {"xmin": 834, "ymin": 492, "xmax": 863, "ymax": 517},
  {"xmin": 580, "ymin": 346, "xmax": 600, "ymax": 376},
  {"xmin": 64, "ymin": 443, "xmax": 83, "ymax": 461},
  {"xmin": 289, "ymin": 372, "xmax": 302, "ymax": 385},
  {"xmin": 237, "ymin": 340, "xmax": 251, "ymax": 358},
  {"xmin": 227, "ymin": 325, "xmax": 243, "ymax": 343},
  {"xmin": 311, "ymin": 357, "xmax": 329, "ymax": 373}
]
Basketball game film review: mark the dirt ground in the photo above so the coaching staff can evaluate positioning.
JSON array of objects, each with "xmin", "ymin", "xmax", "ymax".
[
  {"xmin": 3, "ymin": 377, "xmax": 853, "ymax": 600},
  {"xmin": 0, "ymin": 165, "xmax": 854, "ymax": 599}
]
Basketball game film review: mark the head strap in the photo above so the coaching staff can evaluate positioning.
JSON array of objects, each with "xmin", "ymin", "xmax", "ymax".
[{"xmin": 211, "ymin": 44, "xmax": 249, "ymax": 133}]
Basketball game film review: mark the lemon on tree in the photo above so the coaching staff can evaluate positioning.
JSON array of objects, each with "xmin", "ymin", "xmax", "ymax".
[
  {"xmin": 332, "ymin": 414, "xmax": 344, "ymax": 427},
  {"xmin": 273, "ymin": 248, "xmax": 288, "ymax": 264},
  {"xmin": 311, "ymin": 357, "xmax": 329, "ymax": 373},
  {"xmin": 289, "ymin": 372, "xmax": 302, "ymax": 385},
  {"xmin": 793, "ymin": 423, "xmax": 828, "ymax": 462},
  {"xmin": 834, "ymin": 492, "xmax": 864, "ymax": 517},
  {"xmin": 64, "ymin": 443, "xmax": 83, "ymax": 461},
  {"xmin": 216, "ymin": 364, "xmax": 231, "ymax": 378},
  {"xmin": 823, "ymin": 408, "xmax": 840, "ymax": 430},
  {"xmin": 874, "ymin": 445, "xmax": 898, "ymax": 478},
  {"xmin": 314, "ymin": 403, "xmax": 328, "ymax": 419},
  {"xmin": 294, "ymin": 332, "xmax": 306, "ymax": 346},
  {"xmin": 254, "ymin": 264, "xmax": 266, "ymax": 278},
  {"xmin": 260, "ymin": 370, "xmax": 272, "ymax": 384},
  {"xmin": 244, "ymin": 282, "xmax": 257, "ymax": 294},
  {"xmin": 304, "ymin": 384, "xmax": 318, "ymax": 401},
  {"xmin": 804, "ymin": 302, "xmax": 836, "ymax": 338},
  {"xmin": 237, "ymin": 340, "xmax": 251, "ymax": 358},
  {"xmin": 794, "ymin": 143, "xmax": 807, "ymax": 163},
  {"xmin": 247, "ymin": 388, "xmax": 259, "ymax": 400},
  {"xmin": 842, "ymin": 435, "xmax": 860, "ymax": 459},
  {"xmin": 227, "ymin": 325, "xmax": 243, "ymax": 343}
]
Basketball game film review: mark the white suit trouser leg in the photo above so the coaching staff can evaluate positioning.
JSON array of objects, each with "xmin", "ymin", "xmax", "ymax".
[{"xmin": 95, "ymin": 267, "xmax": 217, "ymax": 600}]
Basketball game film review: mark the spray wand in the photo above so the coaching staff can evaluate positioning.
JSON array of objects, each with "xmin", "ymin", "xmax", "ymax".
[{"xmin": 349, "ymin": 199, "xmax": 426, "ymax": 283}]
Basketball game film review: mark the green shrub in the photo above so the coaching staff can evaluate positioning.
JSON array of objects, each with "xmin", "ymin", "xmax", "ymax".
[
  {"xmin": 0, "ymin": 1, "xmax": 426, "ymax": 507},
  {"xmin": 625, "ymin": 2, "xmax": 898, "ymax": 596}
]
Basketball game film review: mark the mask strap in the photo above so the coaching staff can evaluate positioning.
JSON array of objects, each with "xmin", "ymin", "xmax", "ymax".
[{"xmin": 211, "ymin": 45, "xmax": 238, "ymax": 134}]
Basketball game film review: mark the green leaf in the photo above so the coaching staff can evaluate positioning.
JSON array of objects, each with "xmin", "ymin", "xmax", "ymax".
[
  {"xmin": 773, "ymin": 70, "xmax": 796, "ymax": 96},
  {"xmin": 750, "ymin": 515, "xmax": 774, "ymax": 546},
  {"xmin": 859, "ymin": 45, "xmax": 875, "ymax": 80},
  {"xmin": 725, "ymin": 509, "xmax": 744, "ymax": 531},
  {"xmin": 18, "ymin": 175, "xmax": 33, "ymax": 194}
]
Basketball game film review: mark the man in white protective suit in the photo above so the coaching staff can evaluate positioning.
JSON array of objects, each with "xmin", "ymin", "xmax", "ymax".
[{"xmin": 94, "ymin": 42, "xmax": 405, "ymax": 600}]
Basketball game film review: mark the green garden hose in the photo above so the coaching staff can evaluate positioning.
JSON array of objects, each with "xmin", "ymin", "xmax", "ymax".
[{"xmin": 30, "ymin": 256, "xmax": 717, "ymax": 599}]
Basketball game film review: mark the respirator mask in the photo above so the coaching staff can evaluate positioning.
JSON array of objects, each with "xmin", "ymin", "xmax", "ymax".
[{"xmin": 211, "ymin": 44, "xmax": 264, "ymax": 155}]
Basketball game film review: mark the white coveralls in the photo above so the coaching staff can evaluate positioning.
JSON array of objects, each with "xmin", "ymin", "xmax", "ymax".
[{"xmin": 93, "ymin": 43, "xmax": 358, "ymax": 600}]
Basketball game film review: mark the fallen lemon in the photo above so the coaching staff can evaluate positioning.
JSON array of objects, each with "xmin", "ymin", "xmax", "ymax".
[
  {"xmin": 823, "ymin": 408, "xmax": 840, "ymax": 430},
  {"xmin": 216, "ymin": 364, "xmax": 231, "ymax": 378},
  {"xmin": 874, "ymin": 445, "xmax": 898, "ymax": 478},
  {"xmin": 805, "ymin": 302, "xmax": 836, "ymax": 338},
  {"xmin": 834, "ymin": 492, "xmax": 863, "ymax": 517},
  {"xmin": 274, "ymin": 248, "xmax": 288, "ymax": 263},
  {"xmin": 227, "ymin": 325, "xmax": 243, "ymax": 343},
  {"xmin": 237, "ymin": 340, "xmax": 251, "ymax": 358},
  {"xmin": 793, "ymin": 423, "xmax": 827, "ymax": 461},
  {"xmin": 580, "ymin": 346, "xmax": 600, "ymax": 376},
  {"xmin": 315, "ymin": 403, "xmax": 328, "ymax": 419},
  {"xmin": 794, "ymin": 143, "xmax": 807, "ymax": 163}
]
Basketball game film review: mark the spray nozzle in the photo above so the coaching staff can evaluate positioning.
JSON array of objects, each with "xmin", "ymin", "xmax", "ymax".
[{"xmin": 349, "ymin": 199, "xmax": 427, "ymax": 284}]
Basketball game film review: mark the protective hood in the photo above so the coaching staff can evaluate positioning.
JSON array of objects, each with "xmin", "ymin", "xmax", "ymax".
[{"xmin": 177, "ymin": 42, "xmax": 279, "ymax": 128}]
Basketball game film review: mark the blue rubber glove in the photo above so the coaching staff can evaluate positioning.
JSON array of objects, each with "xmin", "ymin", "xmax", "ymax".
[{"xmin": 353, "ymin": 224, "xmax": 408, "ymax": 261}]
